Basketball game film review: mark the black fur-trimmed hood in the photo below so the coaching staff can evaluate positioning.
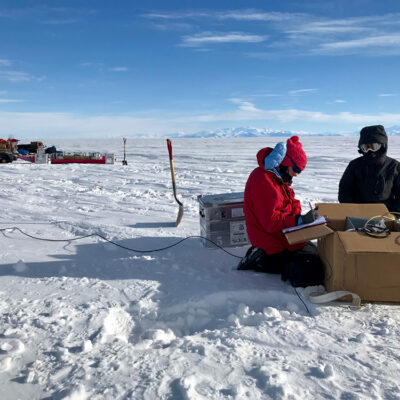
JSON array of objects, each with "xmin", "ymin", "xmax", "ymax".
[
  {"xmin": 358, "ymin": 125, "xmax": 388, "ymax": 146},
  {"xmin": 358, "ymin": 125, "xmax": 388, "ymax": 156}
]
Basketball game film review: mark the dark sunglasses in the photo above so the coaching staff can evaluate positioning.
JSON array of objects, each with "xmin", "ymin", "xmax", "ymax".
[{"xmin": 286, "ymin": 154, "xmax": 302, "ymax": 173}]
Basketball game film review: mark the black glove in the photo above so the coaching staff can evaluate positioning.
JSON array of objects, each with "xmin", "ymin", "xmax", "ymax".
[{"xmin": 296, "ymin": 208, "xmax": 319, "ymax": 225}]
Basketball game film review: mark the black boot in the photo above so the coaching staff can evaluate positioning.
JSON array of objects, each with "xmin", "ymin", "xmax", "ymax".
[{"xmin": 237, "ymin": 246, "xmax": 268, "ymax": 270}]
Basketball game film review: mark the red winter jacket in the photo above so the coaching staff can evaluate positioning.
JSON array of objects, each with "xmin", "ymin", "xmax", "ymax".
[{"xmin": 244, "ymin": 147, "xmax": 305, "ymax": 255}]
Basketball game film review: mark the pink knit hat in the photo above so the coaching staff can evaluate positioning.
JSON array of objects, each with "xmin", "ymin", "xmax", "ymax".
[{"xmin": 280, "ymin": 136, "xmax": 307, "ymax": 171}]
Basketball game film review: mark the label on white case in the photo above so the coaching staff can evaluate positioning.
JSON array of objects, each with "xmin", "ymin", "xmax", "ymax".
[
  {"xmin": 231, "ymin": 207, "xmax": 244, "ymax": 218},
  {"xmin": 230, "ymin": 220, "xmax": 249, "ymax": 245}
]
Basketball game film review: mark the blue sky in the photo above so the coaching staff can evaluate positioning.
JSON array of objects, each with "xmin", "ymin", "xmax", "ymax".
[{"xmin": 1, "ymin": 0, "xmax": 400, "ymax": 138}]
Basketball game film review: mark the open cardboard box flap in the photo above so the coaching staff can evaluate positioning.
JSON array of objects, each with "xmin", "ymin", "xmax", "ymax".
[
  {"xmin": 284, "ymin": 222, "xmax": 333, "ymax": 245},
  {"xmin": 284, "ymin": 202, "xmax": 392, "ymax": 245},
  {"xmin": 316, "ymin": 202, "xmax": 389, "ymax": 219},
  {"xmin": 316, "ymin": 202, "xmax": 390, "ymax": 231}
]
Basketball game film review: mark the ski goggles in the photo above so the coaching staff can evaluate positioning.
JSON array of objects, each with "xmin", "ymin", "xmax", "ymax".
[
  {"xmin": 360, "ymin": 143, "xmax": 382, "ymax": 153},
  {"xmin": 286, "ymin": 154, "xmax": 302, "ymax": 173}
]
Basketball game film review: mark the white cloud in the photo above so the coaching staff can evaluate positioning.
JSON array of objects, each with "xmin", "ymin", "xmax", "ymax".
[
  {"xmin": 289, "ymin": 89, "xmax": 318, "ymax": 95},
  {"xmin": 0, "ymin": 59, "xmax": 11, "ymax": 67},
  {"xmin": 318, "ymin": 34, "xmax": 400, "ymax": 51},
  {"xmin": 187, "ymin": 108, "xmax": 400, "ymax": 126},
  {"xmin": 2, "ymin": 106, "xmax": 400, "ymax": 138},
  {"xmin": 181, "ymin": 32, "xmax": 267, "ymax": 47},
  {"xmin": 289, "ymin": 14, "xmax": 400, "ymax": 55},
  {"xmin": 0, "ymin": 71, "xmax": 45, "ymax": 83},
  {"xmin": 289, "ymin": 25, "xmax": 368, "ymax": 35},
  {"xmin": 0, "ymin": 98, "xmax": 20, "ymax": 103},
  {"xmin": 193, "ymin": 48, "xmax": 212, "ymax": 52},
  {"xmin": 80, "ymin": 63, "xmax": 128, "ymax": 72},
  {"xmin": 229, "ymin": 98, "xmax": 260, "ymax": 112},
  {"xmin": 143, "ymin": 11, "xmax": 211, "ymax": 20},
  {"xmin": 286, "ymin": 18, "xmax": 371, "ymax": 36},
  {"xmin": 379, "ymin": 93, "xmax": 397, "ymax": 97},
  {"xmin": 0, "ymin": 112, "xmax": 173, "ymax": 138},
  {"xmin": 109, "ymin": 67, "xmax": 129, "ymax": 72},
  {"xmin": 335, "ymin": 99, "xmax": 346, "ymax": 103},
  {"xmin": 0, "ymin": 71, "xmax": 31, "ymax": 83},
  {"xmin": 145, "ymin": 10, "xmax": 400, "ymax": 57},
  {"xmin": 216, "ymin": 11, "xmax": 305, "ymax": 22},
  {"xmin": 144, "ymin": 10, "xmax": 305, "ymax": 23},
  {"xmin": 80, "ymin": 62, "xmax": 103, "ymax": 67}
]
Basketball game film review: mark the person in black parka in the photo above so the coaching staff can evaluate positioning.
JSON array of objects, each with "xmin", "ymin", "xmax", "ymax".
[{"xmin": 339, "ymin": 125, "xmax": 400, "ymax": 212}]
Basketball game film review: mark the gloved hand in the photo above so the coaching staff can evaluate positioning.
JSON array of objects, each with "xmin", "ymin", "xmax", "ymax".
[{"xmin": 296, "ymin": 208, "xmax": 319, "ymax": 225}]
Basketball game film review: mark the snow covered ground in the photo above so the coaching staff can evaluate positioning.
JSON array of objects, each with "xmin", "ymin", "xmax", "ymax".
[{"xmin": 1, "ymin": 137, "xmax": 399, "ymax": 400}]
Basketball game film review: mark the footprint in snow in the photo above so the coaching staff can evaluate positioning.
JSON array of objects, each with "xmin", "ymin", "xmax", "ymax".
[
  {"xmin": 0, "ymin": 339, "xmax": 25, "ymax": 372},
  {"xmin": 349, "ymin": 332, "xmax": 372, "ymax": 344},
  {"xmin": 100, "ymin": 307, "xmax": 134, "ymax": 344},
  {"xmin": 306, "ymin": 364, "xmax": 334, "ymax": 379}
]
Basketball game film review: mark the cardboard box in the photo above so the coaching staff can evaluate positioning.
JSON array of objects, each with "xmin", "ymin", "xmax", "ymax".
[
  {"xmin": 316, "ymin": 203, "xmax": 400, "ymax": 302},
  {"xmin": 284, "ymin": 222, "xmax": 333, "ymax": 245}
]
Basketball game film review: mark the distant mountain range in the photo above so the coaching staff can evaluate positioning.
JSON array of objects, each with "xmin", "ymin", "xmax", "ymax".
[
  {"xmin": 386, "ymin": 125, "xmax": 400, "ymax": 135},
  {"xmin": 170, "ymin": 126, "xmax": 400, "ymax": 138}
]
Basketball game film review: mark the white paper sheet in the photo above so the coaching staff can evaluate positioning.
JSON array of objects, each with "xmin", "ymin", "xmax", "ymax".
[{"xmin": 282, "ymin": 216, "xmax": 328, "ymax": 233}]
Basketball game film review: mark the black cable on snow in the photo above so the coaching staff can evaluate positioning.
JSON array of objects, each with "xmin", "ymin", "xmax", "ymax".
[
  {"xmin": 293, "ymin": 287, "xmax": 311, "ymax": 316},
  {"xmin": 1, "ymin": 226, "xmax": 313, "ymax": 314},
  {"xmin": 0, "ymin": 227, "xmax": 243, "ymax": 259}
]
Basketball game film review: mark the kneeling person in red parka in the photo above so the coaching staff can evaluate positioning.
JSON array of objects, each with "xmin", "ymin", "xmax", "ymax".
[{"xmin": 238, "ymin": 136, "xmax": 324, "ymax": 287}]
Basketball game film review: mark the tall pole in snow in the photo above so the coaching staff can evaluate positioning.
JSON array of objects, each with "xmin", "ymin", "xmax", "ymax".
[{"xmin": 122, "ymin": 138, "xmax": 128, "ymax": 165}]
